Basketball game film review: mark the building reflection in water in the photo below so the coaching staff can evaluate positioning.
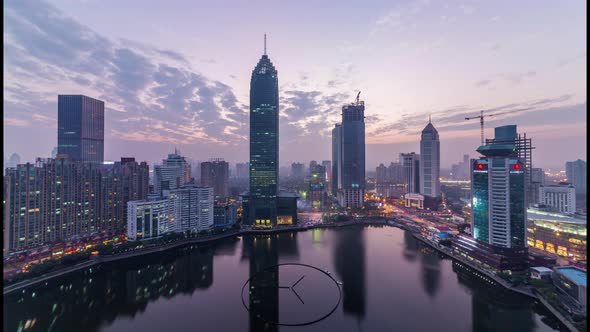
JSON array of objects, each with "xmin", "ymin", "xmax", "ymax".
[
  {"xmin": 4, "ymin": 244, "xmax": 216, "ymax": 332},
  {"xmin": 452, "ymin": 260, "xmax": 540, "ymax": 332},
  {"xmin": 402, "ymin": 230, "xmax": 419, "ymax": 262},
  {"xmin": 333, "ymin": 225, "xmax": 366, "ymax": 321},
  {"xmin": 420, "ymin": 247, "xmax": 442, "ymax": 298}
]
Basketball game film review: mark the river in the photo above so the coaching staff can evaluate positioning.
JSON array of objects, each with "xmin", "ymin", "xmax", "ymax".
[{"xmin": 3, "ymin": 225, "xmax": 566, "ymax": 331}]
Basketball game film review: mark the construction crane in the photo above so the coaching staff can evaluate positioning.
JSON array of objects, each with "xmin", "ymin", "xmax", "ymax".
[{"xmin": 465, "ymin": 107, "xmax": 534, "ymax": 145}]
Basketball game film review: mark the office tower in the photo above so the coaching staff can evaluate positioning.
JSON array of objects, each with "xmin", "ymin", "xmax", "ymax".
[
  {"xmin": 332, "ymin": 124, "xmax": 342, "ymax": 197},
  {"xmin": 400, "ymin": 153, "xmax": 420, "ymax": 194},
  {"xmin": 51, "ymin": 147, "xmax": 58, "ymax": 158},
  {"xmin": 236, "ymin": 162, "xmax": 249, "ymax": 179},
  {"xmin": 168, "ymin": 184, "xmax": 214, "ymax": 232},
  {"xmin": 376, "ymin": 164, "xmax": 387, "ymax": 184},
  {"xmin": 566, "ymin": 159, "xmax": 587, "ymax": 194},
  {"xmin": 290, "ymin": 162, "xmax": 304, "ymax": 179},
  {"xmin": 539, "ymin": 183, "xmax": 576, "ymax": 214},
  {"xmin": 322, "ymin": 160, "xmax": 332, "ymax": 183},
  {"xmin": 247, "ymin": 38, "xmax": 279, "ymax": 227},
  {"xmin": 308, "ymin": 163, "xmax": 326, "ymax": 208},
  {"xmin": 4, "ymin": 157, "xmax": 148, "ymax": 253},
  {"xmin": 57, "ymin": 95, "xmax": 104, "ymax": 163},
  {"xmin": 453, "ymin": 128, "xmax": 529, "ymax": 272},
  {"xmin": 419, "ymin": 117, "xmax": 440, "ymax": 197},
  {"xmin": 127, "ymin": 197, "xmax": 173, "ymax": 241},
  {"xmin": 334, "ymin": 97, "xmax": 366, "ymax": 208},
  {"xmin": 485, "ymin": 125, "xmax": 534, "ymax": 207},
  {"xmin": 529, "ymin": 168, "xmax": 545, "ymax": 205},
  {"xmin": 154, "ymin": 149, "xmax": 191, "ymax": 194},
  {"xmin": 471, "ymin": 145, "xmax": 526, "ymax": 248},
  {"xmin": 201, "ymin": 159, "xmax": 229, "ymax": 199}
]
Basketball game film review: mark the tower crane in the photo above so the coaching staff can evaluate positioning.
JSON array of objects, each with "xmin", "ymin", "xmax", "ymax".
[{"xmin": 465, "ymin": 107, "xmax": 533, "ymax": 145}]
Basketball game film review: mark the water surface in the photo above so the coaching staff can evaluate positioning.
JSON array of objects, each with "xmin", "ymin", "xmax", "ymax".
[{"xmin": 4, "ymin": 225, "xmax": 565, "ymax": 331}]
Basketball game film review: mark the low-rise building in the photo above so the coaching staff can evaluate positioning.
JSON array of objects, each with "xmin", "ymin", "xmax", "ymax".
[
  {"xmin": 530, "ymin": 266, "xmax": 553, "ymax": 281},
  {"xmin": 539, "ymin": 183, "xmax": 576, "ymax": 214},
  {"xmin": 214, "ymin": 203, "xmax": 238, "ymax": 228},
  {"xmin": 527, "ymin": 208, "xmax": 586, "ymax": 263},
  {"xmin": 552, "ymin": 266, "xmax": 587, "ymax": 311}
]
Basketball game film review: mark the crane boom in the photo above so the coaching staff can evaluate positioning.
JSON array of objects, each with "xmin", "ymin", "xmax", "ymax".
[{"xmin": 464, "ymin": 107, "xmax": 534, "ymax": 145}]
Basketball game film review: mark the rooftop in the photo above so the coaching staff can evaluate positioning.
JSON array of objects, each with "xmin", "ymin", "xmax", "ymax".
[
  {"xmin": 527, "ymin": 208, "xmax": 586, "ymax": 225},
  {"xmin": 555, "ymin": 267, "xmax": 587, "ymax": 287},
  {"xmin": 531, "ymin": 266, "xmax": 553, "ymax": 273}
]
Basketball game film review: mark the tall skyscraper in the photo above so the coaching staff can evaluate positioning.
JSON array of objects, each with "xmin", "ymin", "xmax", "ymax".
[
  {"xmin": 453, "ymin": 127, "xmax": 528, "ymax": 272},
  {"xmin": 400, "ymin": 153, "xmax": 420, "ymax": 194},
  {"xmin": 57, "ymin": 95, "xmax": 104, "ymax": 163},
  {"xmin": 419, "ymin": 117, "xmax": 440, "ymax": 197},
  {"xmin": 201, "ymin": 159, "xmax": 229, "ymax": 199},
  {"xmin": 334, "ymin": 97, "xmax": 366, "ymax": 208},
  {"xmin": 331, "ymin": 124, "xmax": 342, "ymax": 197},
  {"xmin": 566, "ymin": 159, "xmax": 587, "ymax": 194},
  {"xmin": 471, "ymin": 132, "xmax": 526, "ymax": 248},
  {"xmin": 248, "ymin": 36, "xmax": 279, "ymax": 226}
]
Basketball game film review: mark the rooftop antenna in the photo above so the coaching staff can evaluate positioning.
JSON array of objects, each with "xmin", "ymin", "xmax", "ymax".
[
  {"xmin": 264, "ymin": 33, "xmax": 267, "ymax": 55},
  {"xmin": 429, "ymin": 114, "xmax": 431, "ymax": 123}
]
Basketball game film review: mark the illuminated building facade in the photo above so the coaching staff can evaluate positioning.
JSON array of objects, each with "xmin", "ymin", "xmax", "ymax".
[
  {"xmin": 539, "ymin": 183, "xmax": 576, "ymax": 214},
  {"xmin": 5, "ymin": 157, "xmax": 148, "ymax": 253},
  {"xmin": 127, "ymin": 198, "xmax": 173, "ymax": 241},
  {"xmin": 247, "ymin": 39, "xmax": 279, "ymax": 227},
  {"xmin": 527, "ymin": 208, "xmax": 586, "ymax": 262}
]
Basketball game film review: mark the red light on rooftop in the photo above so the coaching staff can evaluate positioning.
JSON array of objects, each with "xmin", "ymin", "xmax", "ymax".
[
  {"xmin": 476, "ymin": 164, "xmax": 484, "ymax": 170},
  {"xmin": 513, "ymin": 163, "xmax": 521, "ymax": 170}
]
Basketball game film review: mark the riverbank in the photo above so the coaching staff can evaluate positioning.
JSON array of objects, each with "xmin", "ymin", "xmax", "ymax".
[
  {"xmin": 3, "ymin": 219, "xmax": 390, "ymax": 295},
  {"xmin": 411, "ymin": 232, "xmax": 581, "ymax": 332}
]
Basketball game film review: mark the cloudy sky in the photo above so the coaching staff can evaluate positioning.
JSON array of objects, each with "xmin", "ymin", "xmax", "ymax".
[{"xmin": 3, "ymin": 0, "xmax": 586, "ymax": 169}]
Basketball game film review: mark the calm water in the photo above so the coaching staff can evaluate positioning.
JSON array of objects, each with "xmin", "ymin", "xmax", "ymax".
[{"xmin": 4, "ymin": 226, "xmax": 566, "ymax": 332}]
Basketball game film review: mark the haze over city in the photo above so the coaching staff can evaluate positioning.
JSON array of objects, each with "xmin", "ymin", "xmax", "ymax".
[{"xmin": 3, "ymin": 0, "xmax": 586, "ymax": 169}]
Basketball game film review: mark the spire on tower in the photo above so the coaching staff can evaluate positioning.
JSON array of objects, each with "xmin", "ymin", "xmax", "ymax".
[
  {"xmin": 429, "ymin": 114, "xmax": 431, "ymax": 123},
  {"xmin": 264, "ymin": 33, "xmax": 267, "ymax": 55}
]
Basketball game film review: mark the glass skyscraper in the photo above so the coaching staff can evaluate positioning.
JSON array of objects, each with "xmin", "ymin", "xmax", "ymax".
[
  {"xmin": 334, "ymin": 101, "xmax": 365, "ymax": 208},
  {"xmin": 248, "ymin": 45, "xmax": 279, "ymax": 226},
  {"xmin": 57, "ymin": 95, "xmax": 104, "ymax": 163}
]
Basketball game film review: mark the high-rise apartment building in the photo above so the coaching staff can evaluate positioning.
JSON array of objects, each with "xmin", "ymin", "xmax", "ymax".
[
  {"xmin": 419, "ymin": 118, "xmax": 440, "ymax": 197},
  {"xmin": 529, "ymin": 167, "xmax": 545, "ymax": 205},
  {"xmin": 57, "ymin": 95, "xmax": 104, "ymax": 163},
  {"xmin": 308, "ymin": 163, "xmax": 326, "ymax": 208},
  {"xmin": 168, "ymin": 185, "xmax": 214, "ymax": 232},
  {"xmin": 331, "ymin": 124, "xmax": 342, "ymax": 197},
  {"xmin": 566, "ymin": 159, "xmax": 587, "ymax": 194},
  {"xmin": 539, "ymin": 183, "xmax": 576, "ymax": 214},
  {"xmin": 201, "ymin": 159, "xmax": 229, "ymax": 199},
  {"xmin": 400, "ymin": 153, "xmax": 420, "ymax": 194},
  {"xmin": 5, "ymin": 157, "xmax": 148, "ymax": 253},
  {"xmin": 322, "ymin": 160, "xmax": 332, "ymax": 184},
  {"xmin": 334, "ymin": 98, "xmax": 366, "ymax": 208}
]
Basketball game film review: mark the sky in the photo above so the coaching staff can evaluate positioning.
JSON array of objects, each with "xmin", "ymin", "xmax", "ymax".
[{"xmin": 3, "ymin": 0, "xmax": 587, "ymax": 170}]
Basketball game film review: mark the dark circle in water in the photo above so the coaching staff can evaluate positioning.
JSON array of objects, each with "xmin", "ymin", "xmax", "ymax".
[{"xmin": 241, "ymin": 263, "xmax": 342, "ymax": 326}]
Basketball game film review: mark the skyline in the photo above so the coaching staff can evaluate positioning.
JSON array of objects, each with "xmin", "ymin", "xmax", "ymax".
[{"xmin": 4, "ymin": 0, "xmax": 587, "ymax": 169}]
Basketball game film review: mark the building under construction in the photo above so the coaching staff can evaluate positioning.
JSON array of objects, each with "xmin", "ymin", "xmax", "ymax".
[{"xmin": 484, "ymin": 125, "xmax": 536, "ymax": 207}]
